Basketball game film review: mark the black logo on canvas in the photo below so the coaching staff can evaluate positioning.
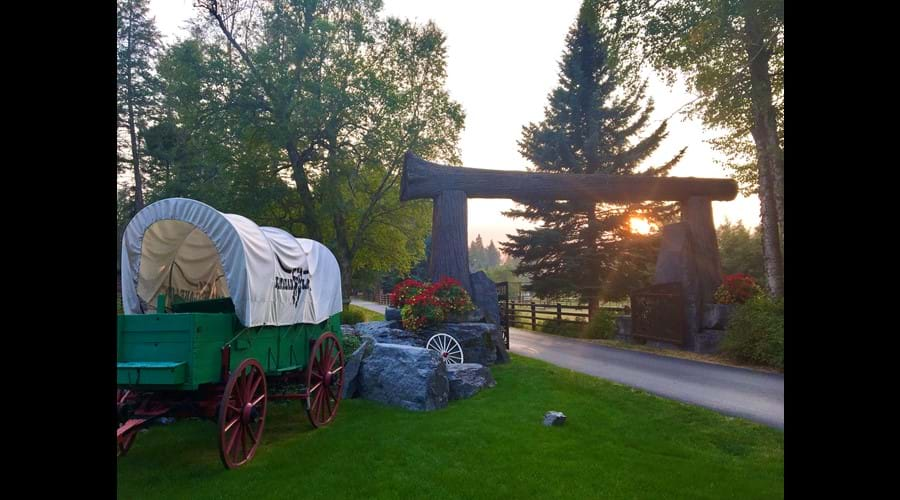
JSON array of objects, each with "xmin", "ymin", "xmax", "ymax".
[{"xmin": 275, "ymin": 255, "xmax": 310, "ymax": 307}]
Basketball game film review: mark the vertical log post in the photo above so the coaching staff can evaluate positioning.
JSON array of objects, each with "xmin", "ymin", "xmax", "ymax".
[
  {"xmin": 531, "ymin": 301, "xmax": 537, "ymax": 330},
  {"xmin": 556, "ymin": 303, "xmax": 562, "ymax": 321},
  {"xmin": 429, "ymin": 190, "xmax": 473, "ymax": 294},
  {"xmin": 681, "ymin": 196, "xmax": 723, "ymax": 303}
]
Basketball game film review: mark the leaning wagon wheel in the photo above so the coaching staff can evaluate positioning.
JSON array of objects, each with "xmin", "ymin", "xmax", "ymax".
[
  {"xmin": 218, "ymin": 358, "xmax": 267, "ymax": 469},
  {"xmin": 305, "ymin": 332, "xmax": 344, "ymax": 428},
  {"xmin": 426, "ymin": 333, "xmax": 464, "ymax": 365},
  {"xmin": 117, "ymin": 389, "xmax": 137, "ymax": 457}
]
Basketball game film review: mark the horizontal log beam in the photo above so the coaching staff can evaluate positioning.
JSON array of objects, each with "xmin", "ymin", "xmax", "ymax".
[{"xmin": 401, "ymin": 151, "xmax": 738, "ymax": 202}]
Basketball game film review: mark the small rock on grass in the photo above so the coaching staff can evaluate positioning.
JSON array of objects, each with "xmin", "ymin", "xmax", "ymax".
[{"xmin": 543, "ymin": 411, "xmax": 566, "ymax": 426}]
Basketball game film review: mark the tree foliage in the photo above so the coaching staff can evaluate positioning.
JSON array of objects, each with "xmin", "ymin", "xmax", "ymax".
[
  {"xmin": 500, "ymin": 0, "xmax": 683, "ymax": 305},
  {"xmin": 117, "ymin": 0, "xmax": 163, "ymax": 212},
  {"xmin": 602, "ymin": 0, "xmax": 783, "ymax": 296},
  {"xmin": 717, "ymin": 219, "xmax": 764, "ymax": 284},
  {"xmin": 139, "ymin": 1, "xmax": 463, "ymax": 302}
]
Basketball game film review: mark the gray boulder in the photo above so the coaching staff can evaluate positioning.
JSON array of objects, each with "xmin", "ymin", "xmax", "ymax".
[
  {"xmin": 385, "ymin": 307, "xmax": 402, "ymax": 321},
  {"xmin": 469, "ymin": 272, "xmax": 509, "ymax": 364},
  {"xmin": 543, "ymin": 411, "xmax": 566, "ymax": 426},
  {"xmin": 341, "ymin": 335, "xmax": 375, "ymax": 399},
  {"xmin": 358, "ymin": 343, "xmax": 449, "ymax": 411},
  {"xmin": 469, "ymin": 271, "xmax": 500, "ymax": 324},
  {"xmin": 446, "ymin": 363, "xmax": 496, "ymax": 400},
  {"xmin": 445, "ymin": 308, "xmax": 485, "ymax": 323},
  {"xmin": 702, "ymin": 304, "xmax": 736, "ymax": 330},
  {"xmin": 692, "ymin": 329, "xmax": 726, "ymax": 354},
  {"xmin": 355, "ymin": 320, "xmax": 422, "ymax": 346},
  {"xmin": 354, "ymin": 320, "xmax": 508, "ymax": 366}
]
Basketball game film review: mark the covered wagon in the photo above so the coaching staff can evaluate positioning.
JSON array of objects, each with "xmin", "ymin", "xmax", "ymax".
[{"xmin": 117, "ymin": 198, "xmax": 346, "ymax": 468}]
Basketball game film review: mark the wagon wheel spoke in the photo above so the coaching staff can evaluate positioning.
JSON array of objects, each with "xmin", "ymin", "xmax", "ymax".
[
  {"xmin": 240, "ymin": 426, "xmax": 248, "ymax": 459},
  {"xmin": 245, "ymin": 423, "xmax": 257, "ymax": 444},
  {"xmin": 224, "ymin": 417, "xmax": 240, "ymax": 433},
  {"xmin": 226, "ymin": 423, "xmax": 240, "ymax": 454}
]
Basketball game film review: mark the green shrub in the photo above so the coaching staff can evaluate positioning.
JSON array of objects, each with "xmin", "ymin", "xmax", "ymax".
[
  {"xmin": 585, "ymin": 309, "xmax": 618, "ymax": 339},
  {"xmin": 721, "ymin": 295, "xmax": 784, "ymax": 369},
  {"xmin": 538, "ymin": 319, "xmax": 584, "ymax": 338},
  {"xmin": 341, "ymin": 333, "xmax": 362, "ymax": 355},
  {"xmin": 341, "ymin": 307, "xmax": 367, "ymax": 325}
]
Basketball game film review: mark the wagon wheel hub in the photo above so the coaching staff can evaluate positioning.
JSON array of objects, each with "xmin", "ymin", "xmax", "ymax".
[{"xmin": 323, "ymin": 370, "xmax": 334, "ymax": 387}]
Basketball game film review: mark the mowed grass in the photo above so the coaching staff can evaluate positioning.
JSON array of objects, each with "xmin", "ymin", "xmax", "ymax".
[
  {"xmin": 117, "ymin": 355, "xmax": 783, "ymax": 499},
  {"xmin": 345, "ymin": 304, "xmax": 385, "ymax": 322}
]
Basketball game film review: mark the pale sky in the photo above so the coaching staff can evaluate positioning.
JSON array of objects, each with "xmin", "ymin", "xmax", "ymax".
[{"xmin": 148, "ymin": 0, "xmax": 760, "ymax": 250}]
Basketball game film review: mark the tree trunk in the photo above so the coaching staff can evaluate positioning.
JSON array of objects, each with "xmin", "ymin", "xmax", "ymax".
[
  {"xmin": 285, "ymin": 140, "xmax": 322, "ymax": 241},
  {"xmin": 333, "ymin": 208, "xmax": 353, "ymax": 306},
  {"xmin": 125, "ymin": 8, "xmax": 143, "ymax": 213},
  {"xmin": 338, "ymin": 253, "xmax": 353, "ymax": 310},
  {"xmin": 429, "ymin": 190, "xmax": 473, "ymax": 295},
  {"xmin": 127, "ymin": 102, "xmax": 144, "ymax": 212},
  {"xmin": 744, "ymin": 9, "xmax": 784, "ymax": 297}
]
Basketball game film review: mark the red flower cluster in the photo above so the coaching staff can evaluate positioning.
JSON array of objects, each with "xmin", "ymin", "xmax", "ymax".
[
  {"xmin": 426, "ymin": 277, "xmax": 474, "ymax": 314},
  {"xmin": 714, "ymin": 274, "xmax": 762, "ymax": 305},
  {"xmin": 389, "ymin": 279, "xmax": 425, "ymax": 308},
  {"xmin": 389, "ymin": 276, "xmax": 475, "ymax": 330}
]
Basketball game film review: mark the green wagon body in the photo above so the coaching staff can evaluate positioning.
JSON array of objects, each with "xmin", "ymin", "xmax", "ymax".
[{"xmin": 116, "ymin": 298, "xmax": 342, "ymax": 391}]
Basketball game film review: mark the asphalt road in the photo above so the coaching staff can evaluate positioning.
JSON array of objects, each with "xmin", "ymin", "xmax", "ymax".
[{"xmin": 350, "ymin": 299, "xmax": 784, "ymax": 429}]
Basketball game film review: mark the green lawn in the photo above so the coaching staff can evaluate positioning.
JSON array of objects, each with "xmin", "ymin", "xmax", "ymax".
[
  {"xmin": 117, "ymin": 355, "xmax": 783, "ymax": 499},
  {"xmin": 345, "ymin": 303, "xmax": 385, "ymax": 322}
]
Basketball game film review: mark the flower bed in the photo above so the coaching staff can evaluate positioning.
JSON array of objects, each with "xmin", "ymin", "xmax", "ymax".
[{"xmin": 389, "ymin": 277, "xmax": 475, "ymax": 330}]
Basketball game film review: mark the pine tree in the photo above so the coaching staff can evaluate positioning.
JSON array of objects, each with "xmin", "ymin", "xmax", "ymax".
[
  {"xmin": 117, "ymin": 0, "xmax": 162, "ymax": 213},
  {"xmin": 485, "ymin": 240, "xmax": 502, "ymax": 268},
  {"xmin": 468, "ymin": 234, "xmax": 487, "ymax": 272},
  {"xmin": 500, "ymin": 0, "xmax": 684, "ymax": 309}
]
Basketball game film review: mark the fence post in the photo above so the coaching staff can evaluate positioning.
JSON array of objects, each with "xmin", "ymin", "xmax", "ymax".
[
  {"xmin": 556, "ymin": 303, "xmax": 562, "ymax": 321},
  {"xmin": 510, "ymin": 302, "xmax": 516, "ymax": 327},
  {"xmin": 531, "ymin": 301, "xmax": 536, "ymax": 330}
]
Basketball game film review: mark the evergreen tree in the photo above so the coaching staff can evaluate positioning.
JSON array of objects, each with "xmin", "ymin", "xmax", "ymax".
[
  {"xmin": 717, "ymin": 219, "xmax": 765, "ymax": 284},
  {"xmin": 117, "ymin": 0, "xmax": 162, "ymax": 213},
  {"xmin": 468, "ymin": 234, "xmax": 487, "ymax": 272},
  {"xmin": 485, "ymin": 240, "xmax": 502, "ymax": 268},
  {"xmin": 500, "ymin": 0, "xmax": 684, "ymax": 308}
]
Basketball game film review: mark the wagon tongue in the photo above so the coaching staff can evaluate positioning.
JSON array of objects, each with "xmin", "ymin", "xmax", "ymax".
[{"xmin": 116, "ymin": 407, "xmax": 168, "ymax": 440}]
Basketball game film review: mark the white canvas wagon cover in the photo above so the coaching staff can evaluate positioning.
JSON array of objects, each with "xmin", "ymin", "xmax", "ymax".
[{"xmin": 121, "ymin": 198, "xmax": 343, "ymax": 327}]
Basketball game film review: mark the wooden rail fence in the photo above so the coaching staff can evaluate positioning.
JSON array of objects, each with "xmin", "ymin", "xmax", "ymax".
[{"xmin": 503, "ymin": 301, "xmax": 625, "ymax": 331}]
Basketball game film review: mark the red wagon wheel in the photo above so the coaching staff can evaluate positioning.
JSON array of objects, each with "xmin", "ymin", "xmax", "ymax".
[
  {"xmin": 305, "ymin": 332, "xmax": 344, "ymax": 428},
  {"xmin": 117, "ymin": 389, "xmax": 137, "ymax": 457},
  {"xmin": 218, "ymin": 358, "xmax": 267, "ymax": 469}
]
